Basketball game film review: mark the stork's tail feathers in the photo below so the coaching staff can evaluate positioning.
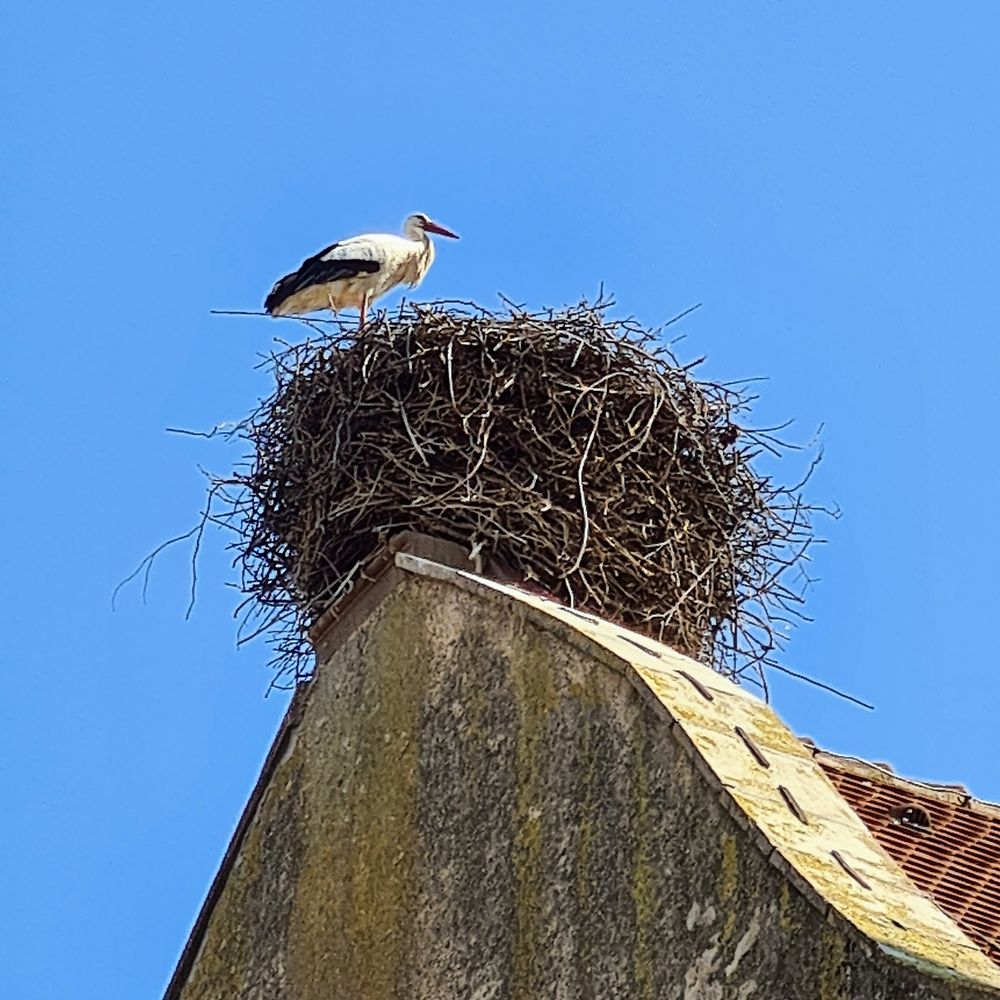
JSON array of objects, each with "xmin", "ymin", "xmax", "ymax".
[{"xmin": 264, "ymin": 274, "xmax": 300, "ymax": 315}]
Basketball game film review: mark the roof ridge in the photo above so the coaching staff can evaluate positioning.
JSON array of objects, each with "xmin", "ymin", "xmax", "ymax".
[{"xmin": 812, "ymin": 748, "xmax": 1000, "ymax": 816}]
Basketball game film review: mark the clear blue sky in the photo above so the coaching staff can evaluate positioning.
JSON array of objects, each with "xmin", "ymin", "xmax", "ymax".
[{"xmin": 3, "ymin": 2, "xmax": 999, "ymax": 996}]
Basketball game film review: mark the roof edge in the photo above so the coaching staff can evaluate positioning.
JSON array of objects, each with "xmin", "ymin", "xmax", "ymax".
[{"xmin": 812, "ymin": 748, "xmax": 997, "ymax": 816}]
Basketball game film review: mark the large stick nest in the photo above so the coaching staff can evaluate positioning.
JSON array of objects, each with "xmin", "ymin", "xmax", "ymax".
[{"xmin": 220, "ymin": 297, "xmax": 820, "ymax": 691}]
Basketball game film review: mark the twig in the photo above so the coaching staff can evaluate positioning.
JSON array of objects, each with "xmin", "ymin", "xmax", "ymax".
[
  {"xmin": 112, "ymin": 525, "xmax": 201, "ymax": 611},
  {"xmin": 769, "ymin": 663, "xmax": 874, "ymax": 710}
]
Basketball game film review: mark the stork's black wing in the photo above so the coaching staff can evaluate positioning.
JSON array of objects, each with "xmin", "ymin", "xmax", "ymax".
[{"xmin": 264, "ymin": 241, "xmax": 381, "ymax": 313}]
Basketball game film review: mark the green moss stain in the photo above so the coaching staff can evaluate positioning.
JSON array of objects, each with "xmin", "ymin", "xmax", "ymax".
[
  {"xmin": 509, "ymin": 635, "xmax": 559, "ymax": 1000},
  {"xmin": 718, "ymin": 833, "xmax": 738, "ymax": 904},
  {"xmin": 716, "ymin": 832, "xmax": 740, "ymax": 946},
  {"xmin": 513, "ymin": 804, "xmax": 544, "ymax": 994},
  {"xmin": 630, "ymin": 731, "xmax": 656, "ymax": 1000},
  {"xmin": 818, "ymin": 927, "xmax": 848, "ymax": 1000},
  {"xmin": 778, "ymin": 881, "xmax": 800, "ymax": 934},
  {"xmin": 574, "ymin": 697, "xmax": 596, "ymax": 1000},
  {"xmin": 286, "ymin": 587, "xmax": 427, "ymax": 1000}
]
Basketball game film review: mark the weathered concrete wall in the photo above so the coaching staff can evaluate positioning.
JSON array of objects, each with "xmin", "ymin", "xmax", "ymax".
[{"xmin": 177, "ymin": 577, "xmax": 995, "ymax": 999}]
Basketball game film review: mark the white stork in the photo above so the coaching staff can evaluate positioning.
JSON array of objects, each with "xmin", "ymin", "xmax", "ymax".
[{"xmin": 264, "ymin": 213, "xmax": 459, "ymax": 327}]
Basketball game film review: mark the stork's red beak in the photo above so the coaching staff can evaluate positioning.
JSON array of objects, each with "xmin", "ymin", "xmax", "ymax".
[{"xmin": 424, "ymin": 219, "xmax": 459, "ymax": 239}]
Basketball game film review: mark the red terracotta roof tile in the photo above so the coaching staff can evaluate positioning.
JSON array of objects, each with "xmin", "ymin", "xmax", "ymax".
[{"xmin": 815, "ymin": 750, "xmax": 1000, "ymax": 966}]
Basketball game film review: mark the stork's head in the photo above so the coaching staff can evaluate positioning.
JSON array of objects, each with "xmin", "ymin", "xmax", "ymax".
[{"xmin": 404, "ymin": 213, "xmax": 460, "ymax": 241}]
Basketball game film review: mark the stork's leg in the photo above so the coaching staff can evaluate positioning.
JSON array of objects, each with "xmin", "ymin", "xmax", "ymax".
[{"xmin": 359, "ymin": 292, "xmax": 370, "ymax": 330}]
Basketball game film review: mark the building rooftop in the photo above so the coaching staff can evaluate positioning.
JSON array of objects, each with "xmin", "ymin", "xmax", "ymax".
[
  {"xmin": 162, "ymin": 534, "xmax": 1000, "ymax": 997},
  {"xmin": 816, "ymin": 749, "xmax": 1000, "ymax": 968}
]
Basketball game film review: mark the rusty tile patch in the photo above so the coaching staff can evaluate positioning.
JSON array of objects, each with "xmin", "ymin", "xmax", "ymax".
[{"xmin": 819, "ymin": 753, "xmax": 1000, "ymax": 967}]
